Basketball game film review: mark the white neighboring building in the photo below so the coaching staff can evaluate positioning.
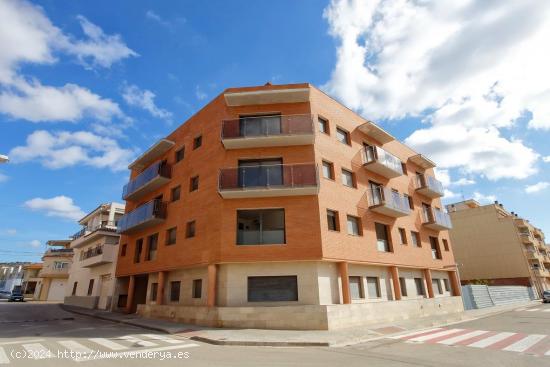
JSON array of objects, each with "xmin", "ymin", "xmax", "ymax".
[
  {"xmin": 64, "ymin": 202, "xmax": 125, "ymax": 310},
  {"xmin": 36, "ymin": 241, "xmax": 73, "ymax": 301},
  {"xmin": 0, "ymin": 263, "xmax": 26, "ymax": 293}
]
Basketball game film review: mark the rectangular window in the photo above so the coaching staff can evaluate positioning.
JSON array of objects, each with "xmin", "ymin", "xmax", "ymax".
[
  {"xmin": 171, "ymin": 185, "xmax": 181, "ymax": 202},
  {"xmin": 134, "ymin": 239, "xmax": 143, "ymax": 263},
  {"xmin": 375, "ymin": 222, "xmax": 391, "ymax": 252},
  {"xmin": 414, "ymin": 278, "xmax": 425, "ymax": 296},
  {"xmin": 433, "ymin": 279, "xmax": 443, "ymax": 295},
  {"xmin": 404, "ymin": 194, "xmax": 414, "ymax": 210},
  {"xmin": 193, "ymin": 135, "xmax": 202, "ymax": 149},
  {"xmin": 237, "ymin": 158, "xmax": 283, "ymax": 187},
  {"xmin": 443, "ymin": 278, "xmax": 450, "ymax": 292},
  {"xmin": 442, "ymin": 239, "xmax": 449, "ymax": 251},
  {"xmin": 322, "ymin": 160, "xmax": 334, "ymax": 180},
  {"xmin": 190, "ymin": 176, "xmax": 199, "ymax": 192},
  {"xmin": 399, "ymin": 277, "xmax": 408, "ymax": 297},
  {"xmin": 318, "ymin": 117, "xmax": 329, "ymax": 134},
  {"xmin": 247, "ymin": 276, "xmax": 298, "ymax": 302},
  {"xmin": 170, "ymin": 281, "xmax": 180, "ymax": 302},
  {"xmin": 430, "ymin": 236, "xmax": 442, "ymax": 259},
  {"xmin": 401, "ymin": 162, "xmax": 408, "ymax": 175},
  {"xmin": 411, "ymin": 231, "xmax": 421, "ymax": 247},
  {"xmin": 186, "ymin": 221, "xmax": 196, "ymax": 238},
  {"xmin": 327, "ymin": 209, "xmax": 339, "ymax": 231},
  {"xmin": 175, "ymin": 147, "xmax": 185, "ymax": 163},
  {"xmin": 347, "ymin": 215, "xmax": 362, "ymax": 236},
  {"xmin": 166, "ymin": 227, "xmax": 177, "ymax": 245},
  {"xmin": 87, "ymin": 279, "xmax": 94, "ymax": 296},
  {"xmin": 150, "ymin": 283, "xmax": 158, "ymax": 301},
  {"xmin": 349, "ymin": 276, "xmax": 364, "ymax": 299},
  {"xmin": 237, "ymin": 209, "xmax": 285, "ymax": 245},
  {"xmin": 398, "ymin": 228, "xmax": 407, "ymax": 245},
  {"xmin": 120, "ymin": 244, "xmax": 127, "ymax": 257},
  {"xmin": 336, "ymin": 127, "xmax": 351, "ymax": 145},
  {"xmin": 72, "ymin": 282, "xmax": 78, "ymax": 296},
  {"xmin": 366, "ymin": 277, "xmax": 381, "ymax": 298},
  {"xmin": 146, "ymin": 233, "xmax": 158, "ymax": 261},
  {"xmin": 341, "ymin": 168, "xmax": 355, "ymax": 188},
  {"xmin": 192, "ymin": 279, "xmax": 202, "ymax": 298}
]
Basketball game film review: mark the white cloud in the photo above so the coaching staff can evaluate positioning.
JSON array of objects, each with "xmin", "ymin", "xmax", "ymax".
[
  {"xmin": 24, "ymin": 195, "xmax": 85, "ymax": 221},
  {"xmin": 145, "ymin": 10, "xmax": 185, "ymax": 30},
  {"xmin": 9, "ymin": 130, "xmax": 136, "ymax": 171},
  {"xmin": 454, "ymin": 177, "xmax": 476, "ymax": 186},
  {"xmin": 443, "ymin": 189, "xmax": 459, "ymax": 200},
  {"xmin": 29, "ymin": 240, "xmax": 41, "ymax": 248},
  {"xmin": 195, "ymin": 85, "xmax": 207, "ymax": 101},
  {"xmin": 473, "ymin": 191, "xmax": 497, "ymax": 204},
  {"xmin": 543, "ymin": 156, "xmax": 550, "ymax": 163},
  {"xmin": 525, "ymin": 181, "xmax": 550, "ymax": 194},
  {"xmin": 0, "ymin": 229, "xmax": 17, "ymax": 236},
  {"xmin": 0, "ymin": 172, "xmax": 7, "ymax": 183},
  {"xmin": 122, "ymin": 84, "xmax": 172, "ymax": 120},
  {"xmin": 323, "ymin": 0, "xmax": 550, "ymax": 180}
]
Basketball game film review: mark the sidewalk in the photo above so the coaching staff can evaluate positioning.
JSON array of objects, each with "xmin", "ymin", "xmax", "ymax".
[{"xmin": 61, "ymin": 300, "xmax": 541, "ymax": 347}]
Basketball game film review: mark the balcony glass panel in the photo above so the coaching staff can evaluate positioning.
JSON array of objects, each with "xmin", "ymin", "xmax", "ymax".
[
  {"xmin": 219, "ymin": 163, "xmax": 317, "ymax": 191},
  {"xmin": 117, "ymin": 199, "xmax": 166, "ymax": 234},
  {"xmin": 222, "ymin": 114, "xmax": 314, "ymax": 139},
  {"xmin": 368, "ymin": 186, "xmax": 411, "ymax": 214},
  {"xmin": 123, "ymin": 161, "xmax": 171, "ymax": 199},
  {"xmin": 362, "ymin": 145, "xmax": 404, "ymax": 175},
  {"xmin": 422, "ymin": 207, "xmax": 452, "ymax": 229},
  {"xmin": 415, "ymin": 174, "xmax": 444, "ymax": 195}
]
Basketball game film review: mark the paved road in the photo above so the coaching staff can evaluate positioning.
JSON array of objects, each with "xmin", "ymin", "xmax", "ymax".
[{"xmin": 0, "ymin": 301, "xmax": 548, "ymax": 366}]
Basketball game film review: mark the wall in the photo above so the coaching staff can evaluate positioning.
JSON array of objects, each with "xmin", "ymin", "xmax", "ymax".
[{"xmin": 461, "ymin": 284, "xmax": 536, "ymax": 310}]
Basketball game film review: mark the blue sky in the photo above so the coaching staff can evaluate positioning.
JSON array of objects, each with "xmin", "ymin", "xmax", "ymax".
[{"xmin": 1, "ymin": 0, "xmax": 549, "ymax": 262}]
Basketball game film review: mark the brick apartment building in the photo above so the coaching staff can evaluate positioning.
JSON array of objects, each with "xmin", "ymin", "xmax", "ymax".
[{"xmin": 113, "ymin": 83, "xmax": 462, "ymax": 330}]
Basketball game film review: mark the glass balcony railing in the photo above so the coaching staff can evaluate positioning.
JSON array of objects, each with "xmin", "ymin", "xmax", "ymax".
[
  {"xmin": 415, "ymin": 174, "xmax": 444, "ymax": 198},
  {"xmin": 122, "ymin": 161, "xmax": 171, "ymax": 200},
  {"xmin": 422, "ymin": 207, "xmax": 452, "ymax": 230},
  {"xmin": 362, "ymin": 145, "xmax": 404, "ymax": 178},
  {"xmin": 368, "ymin": 186, "xmax": 410, "ymax": 217},
  {"xmin": 221, "ymin": 114, "xmax": 314, "ymax": 139},
  {"xmin": 117, "ymin": 199, "xmax": 167, "ymax": 234},
  {"xmin": 71, "ymin": 221, "xmax": 117, "ymax": 240}
]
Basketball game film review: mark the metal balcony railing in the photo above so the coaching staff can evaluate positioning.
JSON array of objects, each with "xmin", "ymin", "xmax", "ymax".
[
  {"xmin": 122, "ymin": 161, "xmax": 171, "ymax": 200},
  {"xmin": 221, "ymin": 114, "xmax": 314, "ymax": 139},
  {"xmin": 71, "ymin": 221, "xmax": 117, "ymax": 240},
  {"xmin": 422, "ymin": 207, "xmax": 452, "ymax": 229},
  {"xmin": 219, "ymin": 163, "xmax": 318, "ymax": 191},
  {"xmin": 415, "ymin": 174, "xmax": 444, "ymax": 196},
  {"xmin": 80, "ymin": 245, "xmax": 104, "ymax": 261},
  {"xmin": 117, "ymin": 199, "xmax": 167, "ymax": 234},
  {"xmin": 368, "ymin": 186, "xmax": 411, "ymax": 215}
]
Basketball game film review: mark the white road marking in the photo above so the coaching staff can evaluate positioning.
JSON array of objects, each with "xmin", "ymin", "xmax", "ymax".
[
  {"xmin": 525, "ymin": 308, "xmax": 539, "ymax": 312},
  {"xmin": 502, "ymin": 334, "xmax": 546, "ymax": 352},
  {"xmin": 22, "ymin": 343, "xmax": 52, "ymax": 359},
  {"xmin": 141, "ymin": 334, "xmax": 184, "ymax": 344},
  {"xmin": 409, "ymin": 329, "xmax": 464, "ymax": 342},
  {"xmin": 0, "ymin": 347, "xmax": 9, "ymax": 364},
  {"xmin": 119, "ymin": 335, "xmax": 157, "ymax": 347},
  {"xmin": 467, "ymin": 332, "xmax": 516, "ymax": 348},
  {"xmin": 390, "ymin": 328, "xmax": 444, "ymax": 339},
  {"xmin": 75, "ymin": 344, "xmax": 199, "ymax": 363},
  {"xmin": 543, "ymin": 309, "xmax": 550, "ymax": 313},
  {"xmin": 0, "ymin": 339, "xmax": 44, "ymax": 346},
  {"xmin": 437, "ymin": 330, "xmax": 490, "ymax": 345},
  {"xmin": 88, "ymin": 338, "xmax": 127, "ymax": 351},
  {"xmin": 58, "ymin": 340, "xmax": 94, "ymax": 354}
]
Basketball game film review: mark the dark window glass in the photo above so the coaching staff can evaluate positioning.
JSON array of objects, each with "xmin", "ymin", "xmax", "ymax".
[
  {"xmin": 336, "ymin": 127, "xmax": 350, "ymax": 145},
  {"xmin": 414, "ymin": 278, "xmax": 425, "ymax": 296},
  {"xmin": 430, "ymin": 236, "xmax": 442, "ymax": 259},
  {"xmin": 443, "ymin": 279, "xmax": 450, "ymax": 292},
  {"xmin": 87, "ymin": 279, "xmax": 94, "ymax": 296},
  {"xmin": 375, "ymin": 222, "xmax": 391, "ymax": 252},
  {"xmin": 121, "ymin": 244, "xmax": 127, "ymax": 257},
  {"xmin": 166, "ymin": 227, "xmax": 177, "ymax": 245},
  {"xmin": 170, "ymin": 281, "xmax": 180, "ymax": 302},
  {"xmin": 146, "ymin": 233, "xmax": 158, "ymax": 261},
  {"xmin": 150, "ymin": 283, "xmax": 158, "ymax": 301},
  {"xmin": 171, "ymin": 186, "xmax": 181, "ymax": 202},
  {"xmin": 442, "ymin": 239, "xmax": 449, "ymax": 251},
  {"xmin": 399, "ymin": 228, "xmax": 407, "ymax": 245},
  {"xmin": 186, "ymin": 221, "xmax": 196, "ymax": 238},
  {"xmin": 237, "ymin": 209, "xmax": 285, "ymax": 245},
  {"xmin": 190, "ymin": 176, "xmax": 199, "ymax": 192},
  {"xmin": 322, "ymin": 161, "xmax": 334, "ymax": 179},
  {"xmin": 349, "ymin": 276, "xmax": 364, "ymax": 299},
  {"xmin": 366, "ymin": 277, "xmax": 381, "ymax": 298},
  {"xmin": 347, "ymin": 215, "xmax": 361, "ymax": 236},
  {"xmin": 247, "ymin": 276, "xmax": 298, "ymax": 302},
  {"xmin": 411, "ymin": 231, "xmax": 421, "ymax": 247},
  {"xmin": 193, "ymin": 135, "xmax": 202, "ymax": 149},
  {"xmin": 341, "ymin": 169, "xmax": 355, "ymax": 187},
  {"xmin": 192, "ymin": 279, "xmax": 202, "ymax": 298},
  {"xmin": 327, "ymin": 210, "xmax": 339, "ymax": 231},
  {"xmin": 134, "ymin": 239, "xmax": 143, "ymax": 263},
  {"xmin": 433, "ymin": 279, "xmax": 443, "ymax": 294},
  {"xmin": 72, "ymin": 282, "xmax": 78, "ymax": 296},
  {"xmin": 239, "ymin": 114, "xmax": 281, "ymax": 136},
  {"xmin": 175, "ymin": 147, "xmax": 185, "ymax": 162},
  {"xmin": 318, "ymin": 117, "xmax": 328, "ymax": 134},
  {"xmin": 399, "ymin": 277, "xmax": 408, "ymax": 297},
  {"xmin": 238, "ymin": 159, "xmax": 282, "ymax": 187}
]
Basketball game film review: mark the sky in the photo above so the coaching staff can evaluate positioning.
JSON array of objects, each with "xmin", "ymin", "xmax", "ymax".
[{"xmin": 1, "ymin": 0, "xmax": 549, "ymax": 262}]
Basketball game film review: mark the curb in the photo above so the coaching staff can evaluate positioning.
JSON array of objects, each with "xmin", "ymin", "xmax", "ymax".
[{"xmin": 189, "ymin": 336, "xmax": 330, "ymax": 347}]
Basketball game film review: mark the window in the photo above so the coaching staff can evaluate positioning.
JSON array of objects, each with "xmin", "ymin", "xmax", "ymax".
[
  {"xmin": 192, "ymin": 279, "xmax": 202, "ymax": 298},
  {"xmin": 247, "ymin": 276, "xmax": 298, "ymax": 302},
  {"xmin": 404, "ymin": 194, "xmax": 414, "ymax": 210},
  {"xmin": 237, "ymin": 209, "xmax": 285, "ymax": 245},
  {"xmin": 87, "ymin": 279, "xmax": 94, "ymax": 296},
  {"xmin": 134, "ymin": 239, "xmax": 143, "ymax": 263},
  {"xmin": 186, "ymin": 221, "xmax": 196, "ymax": 238},
  {"xmin": 375, "ymin": 222, "xmax": 391, "ymax": 252},
  {"xmin": 322, "ymin": 160, "xmax": 334, "ymax": 180},
  {"xmin": 366, "ymin": 277, "xmax": 381, "ymax": 298},
  {"xmin": 190, "ymin": 176, "xmax": 199, "ymax": 192},
  {"xmin": 443, "ymin": 279, "xmax": 450, "ymax": 292},
  {"xmin": 401, "ymin": 162, "xmax": 408, "ymax": 175},
  {"xmin": 347, "ymin": 215, "xmax": 362, "ymax": 236},
  {"xmin": 411, "ymin": 231, "xmax": 421, "ymax": 247},
  {"xmin": 318, "ymin": 117, "xmax": 329, "ymax": 134},
  {"xmin": 442, "ymin": 239, "xmax": 449, "ymax": 251},
  {"xmin": 166, "ymin": 227, "xmax": 177, "ymax": 245},
  {"xmin": 432, "ymin": 279, "xmax": 443, "ymax": 295},
  {"xmin": 171, "ymin": 185, "xmax": 181, "ymax": 202},
  {"xmin": 398, "ymin": 228, "xmax": 407, "ymax": 245},
  {"xmin": 336, "ymin": 127, "xmax": 351, "ymax": 145},
  {"xmin": 193, "ymin": 135, "xmax": 202, "ymax": 149},
  {"xmin": 238, "ymin": 158, "xmax": 283, "ymax": 187},
  {"xmin": 150, "ymin": 283, "xmax": 158, "ymax": 301},
  {"xmin": 399, "ymin": 277, "xmax": 408, "ymax": 297},
  {"xmin": 430, "ymin": 236, "xmax": 442, "ymax": 259},
  {"xmin": 341, "ymin": 169, "xmax": 355, "ymax": 188},
  {"xmin": 146, "ymin": 233, "xmax": 158, "ymax": 261},
  {"xmin": 54, "ymin": 261, "xmax": 68, "ymax": 269},
  {"xmin": 120, "ymin": 244, "xmax": 127, "ymax": 257},
  {"xmin": 349, "ymin": 276, "xmax": 364, "ymax": 299},
  {"xmin": 72, "ymin": 282, "xmax": 78, "ymax": 296},
  {"xmin": 414, "ymin": 278, "xmax": 425, "ymax": 296},
  {"xmin": 327, "ymin": 210, "xmax": 340, "ymax": 231},
  {"xmin": 175, "ymin": 147, "xmax": 185, "ymax": 163},
  {"xmin": 170, "ymin": 281, "xmax": 180, "ymax": 302}
]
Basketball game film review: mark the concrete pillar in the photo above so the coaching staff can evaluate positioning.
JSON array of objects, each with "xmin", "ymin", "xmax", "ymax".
[
  {"xmin": 338, "ymin": 262, "xmax": 351, "ymax": 304},
  {"xmin": 448, "ymin": 270, "xmax": 462, "ymax": 296},
  {"xmin": 125, "ymin": 275, "xmax": 135, "ymax": 313},
  {"xmin": 390, "ymin": 266, "xmax": 402, "ymax": 301},
  {"xmin": 206, "ymin": 264, "xmax": 217, "ymax": 307},
  {"xmin": 157, "ymin": 271, "xmax": 166, "ymax": 305},
  {"xmin": 424, "ymin": 269, "xmax": 434, "ymax": 298}
]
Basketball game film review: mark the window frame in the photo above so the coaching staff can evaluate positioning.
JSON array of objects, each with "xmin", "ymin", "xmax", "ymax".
[
  {"xmin": 120, "ymin": 244, "xmax": 127, "ymax": 257},
  {"xmin": 414, "ymin": 277, "xmax": 425, "ymax": 296},
  {"xmin": 247, "ymin": 275, "xmax": 298, "ymax": 302},
  {"xmin": 321, "ymin": 160, "xmax": 335, "ymax": 180},
  {"xmin": 87, "ymin": 279, "xmax": 94, "ymax": 296},
  {"xmin": 236, "ymin": 209, "xmax": 286, "ymax": 245},
  {"xmin": 398, "ymin": 227, "xmax": 408, "ymax": 245},
  {"xmin": 375, "ymin": 222, "xmax": 392, "ymax": 252},
  {"xmin": 146, "ymin": 233, "xmax": 158, "ymax": 261},
  {"xmin": 150, "ymin": 282, "xmax": 158, "ymax": 301},
  {"xmin": 346, "ymin": 215, "xmax": 362, "ymax": 236},
  {"xmin": 399, "ymin": 277, "xmax": 408, "ymax": 297},
  {"xmin": 430, "ymin": 236, "xmax": 442, "ymax": 260},
  {"xmin": 411, "ymin": 231, "xmax": 421, "ymax": 248},
  {"xmin": 193, "ymin": 135, "xmax": 202, "ymax": 150},
  {"xmin": 189, "ymin": 176, "xmax": 199, "ymax": 192},
  {"xmin": 166, "ymin": 227, "xmax": 177, "ymax": 246},
  {"xmin": 175, "ymin": 147, "xmax": 185, "ymax": 163},
  {"xmin": 170, "ymin": 281, "xmax": 181, "ymax": 302},
  {"xmin": 366, "ymin": 276, "xmax": 381, "ymax": 298},
  {"xmin": 349, "ymin": 276, "xmax": 364, "ymax": 299},
  {"xmin": 318, "ymin": 116, "xmax": 329, "ymax": 135},
  {"xmin": 171, "ymin": 185, "xmax": 181, "ymax": 202},
  {"xmin": 326, "ymin": 209, "xmax": 340, "ymax": 232},
  {"xmin": 192, "ymin": 279, "xmax": 202, "ymax": 299},
  {"xmin": 336, "ymin": 126, "xmax": 351, "ymax": 146},
  {"xmin": 186, "ymin": 221, "xmax": 196, "ymax": 238},
  {"xmin": 442, "ymin": 239, "xmax": 450, "ymax": 251},
  {"xmin": 341, "ymin": 168, "xmax": 356, "ymax": 188},
  {"xmin": 134, "ymin": 238, "xmax": 143, "ymax": 263}
]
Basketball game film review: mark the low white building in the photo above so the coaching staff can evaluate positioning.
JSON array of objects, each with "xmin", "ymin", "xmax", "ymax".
[{"xmin": 35, "ymin": 241, "xmax": 73, "ymax": 301}]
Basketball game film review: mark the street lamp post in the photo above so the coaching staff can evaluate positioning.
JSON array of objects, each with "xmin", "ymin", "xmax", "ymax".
[{"xmin": 0, "ymin": 155, "xmax": 8, "ymax": 163}]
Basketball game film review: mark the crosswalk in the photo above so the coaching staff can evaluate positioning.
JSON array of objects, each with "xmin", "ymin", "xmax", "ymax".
[
  {"xmin": 390, "ymin": 327, "xmax": 550, "ymax": 357},
  {"xmin": 0, "ymin": 334, "xmax": 199, "ymax": 364}
]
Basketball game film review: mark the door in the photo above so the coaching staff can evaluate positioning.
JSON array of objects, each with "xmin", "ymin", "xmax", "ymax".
[
  {"xmin": 238, "ymin": 159, "xmax": 283, "ymax": 188},
  {"xmin": 98, "ymin": 274, "xmax": 112, "ymax": 310},
  {"xmin": 129, "ymin": 275, "xmax": 148, "ymax": 313},
  {"xmin": 47, "ymin": 279, "xmax": 66, "ymax": 301}
]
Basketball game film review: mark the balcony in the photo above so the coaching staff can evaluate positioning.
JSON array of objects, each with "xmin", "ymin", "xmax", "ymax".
[
  {"xmin": 415, "ymin": 174, "xmax": 444, "ymax": 199},
  {"xmin": 218, "ymin": 163, "xmax": 319, "ymax": 199},
  {"xmin": 533, "ymin": 267, "xmax": 550, "ymax": 277},
  {"xmin": 422, "ymin": 207, "xmax": 452, "ymax": 231},
  {"xmin": 123, "ymin": 161, "xmax": 171, "ymax": 201},
  {"xmin": 38, "ymin": 266, "xmax": 70, "ymax": 278},
  {"xmin": 42, "ymin": 248, "xmax": 73, "ymax": 258},
  {"xmin": 224, "ymin": 87, "xmax": 310, "ymax": 106},
  {"xmin": 367, "ymin": 186, "xmax": 410, "ymax": 218},
  {"xmin": 128, "ymin": 139, "xmax": 175, "ymax": 170},
  {"xmin": 80, "ymin": 244, "xmax": 117, "ymax": 268},
  {"xmin": 527, "ymin": 251, "xmax": 542, "ymax": 261},
  {"xmin": 221, "ymin": 114, "xmax": 314, "ymax": 149},
  {"xmin": 519, "ymin": 232, "xmax": 535, "ymax": 245},
  {"xmin": 117, "ymin": 199, "xmax": 167, "ymax": 235},
  {"xmin": 70, "ymin": 221, "xmax": 118, "ymax": 248},
  {"xmin": 362, "ymin": 145, "xmax": 404, "ymax": 179}
]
